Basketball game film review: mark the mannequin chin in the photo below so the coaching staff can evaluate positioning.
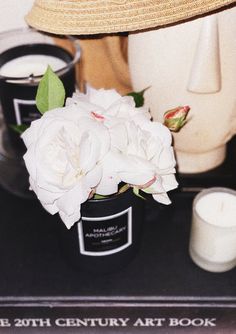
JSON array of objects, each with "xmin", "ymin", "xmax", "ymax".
[{"xmin": 128, "ymin": 6, "xmax": 236, "ymax": 173}]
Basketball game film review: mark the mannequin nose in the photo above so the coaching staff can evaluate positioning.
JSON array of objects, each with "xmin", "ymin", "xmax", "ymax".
[{"xmin": 187, "ymin": 15, "xmax": 221, "ymax": 94}]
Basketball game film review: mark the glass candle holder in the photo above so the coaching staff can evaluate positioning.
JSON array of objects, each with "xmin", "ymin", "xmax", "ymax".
[
  {"xmin": 0, "ymin": 28, "xmax": 80, "ymax": 198},
  {"xmin": 0, "ymin": 27, "xmax": 80, "ymax": 153},
  {"xmin": 189, "ymin": 187, "xmax": 236, "ymax": 273}
]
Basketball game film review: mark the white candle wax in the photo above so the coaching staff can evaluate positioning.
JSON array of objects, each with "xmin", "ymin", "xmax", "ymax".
[
  {"xmin": 196, "ymin": 192, "xmax": 236, "ymax": 227},
  {"xmin": 0, "ymin": 54, "xmax": 66, "ymax": 78},
  {"xmin": 189, "ymin": 188, "xmax": 236, "ymax": 272}
]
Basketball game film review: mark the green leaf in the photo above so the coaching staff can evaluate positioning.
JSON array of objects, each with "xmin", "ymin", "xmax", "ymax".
[
  {"xmin": 93, "ymin": 193, "xmax": 108, "ymax": 200},
  {"xmin": 118, "ymin": 183, "xmax": 130, "ymax": 194},
  {"xmin": 36, "ymin": 65, "xmax": 65, "ymax": 114},
  {"xmin": 142, "ymin": 186, "xmax": 155, "ymax": 194},
  {"xmin": 133, "ymin": 187, "xmax": 146, "ymax": 200},
  {"xmin": 127, "ymin": 86, "xmax": 150, "ymax": 108},
  {"xmin": 10, "ymin": 124, "xmax": 29, "ymax": 134}
]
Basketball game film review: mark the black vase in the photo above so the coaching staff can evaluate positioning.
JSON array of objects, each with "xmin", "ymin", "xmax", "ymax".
[{"xmin": 59, "ymin": 189, "xmax": 145, "ymax": 274}]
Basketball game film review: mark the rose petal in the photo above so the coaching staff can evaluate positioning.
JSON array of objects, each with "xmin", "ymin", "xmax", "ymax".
[
  {"xmin": 161, "ymin": 174, "xmax": 179, "ymax": 192},
  {"xmin": 158, "ymin": 147, "xmax": 176, "ymax": 172},
  {"xmin": 59, "ymin": 210, "xmax": 82, "ymax": 229},
  {"xmin": 141, "ymin": 122, "xmax": 172, "ymax": 147},
  {"xmin": 87, "ymin": 86, "xmax": 122, "ymax": 109},
  {"xmin": 56, "ymin": 181, "xmax": 89, "ymax": 217},
  {"xmin": 95, "ymin": 174, "xmax": 120, "ymax": 195},
  {"xmin": 153, "ymin": 193, "xmax": 172, "ymax": 205}
]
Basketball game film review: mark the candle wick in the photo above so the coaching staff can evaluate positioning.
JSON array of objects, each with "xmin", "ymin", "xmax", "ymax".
[{"xmin": 29, "ymin": 73, "xmax": 35, "ymax": 83}]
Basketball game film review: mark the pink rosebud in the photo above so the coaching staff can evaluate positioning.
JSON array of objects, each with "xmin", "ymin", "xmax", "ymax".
[{"xmin": 164, "ymin": 106, "xmax": 190, "ymax": 132}]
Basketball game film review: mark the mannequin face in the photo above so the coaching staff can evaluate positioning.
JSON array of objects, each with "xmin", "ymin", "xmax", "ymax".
[{"xmin": 128, "ymin": 6, "xmax": 236, "ymax": 172}]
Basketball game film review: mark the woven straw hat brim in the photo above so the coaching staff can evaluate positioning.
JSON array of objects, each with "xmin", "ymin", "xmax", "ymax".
[{"xmin": 26, "ymin": 0, "xmax": 236, "ymax": 35}]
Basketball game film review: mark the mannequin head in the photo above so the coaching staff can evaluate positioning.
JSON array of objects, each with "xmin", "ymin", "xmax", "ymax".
[{"xmin": 128, "ymin": 6, "xmax": 236, "ymax": 173}]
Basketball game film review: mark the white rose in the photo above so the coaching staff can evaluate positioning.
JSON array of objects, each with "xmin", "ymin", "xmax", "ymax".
[
  {"xmin": 96, "ymin": 150, "xmax": 156, "ymax": 196},
  {"xmin": 66, "ymin": 85, "xmax": 151, "ymax": 126},
  {"xmin": 22, "ymin": 104, "xmax": 110, "ymax": 229},
  {"xmin": 105, "ymin": 119, "xmax": 178, "ymax": 204},
  {"xmin": 138, "ymin": 122, "xmax": 178, "ymax": 204},
  {"xmin": 88, "ymin": 102, "xmax": 178, "ymax": 204}
]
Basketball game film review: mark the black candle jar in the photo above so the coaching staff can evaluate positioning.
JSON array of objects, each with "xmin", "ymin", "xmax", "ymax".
[
  {"xmin": 0, "ymin": 42, "xmax": 79, "ymax": 152},
  {"xmin": 0, "ymin": 28, "xmax": 80, "ymax": 198}
]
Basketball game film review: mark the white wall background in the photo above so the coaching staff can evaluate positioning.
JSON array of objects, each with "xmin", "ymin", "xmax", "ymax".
[{"xmin": 0, "ymin": 0, "xmax": 34, "ymax": 32}]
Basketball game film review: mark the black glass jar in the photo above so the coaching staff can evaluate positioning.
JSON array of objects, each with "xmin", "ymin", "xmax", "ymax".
[{"xmin": 59, "ymin": 189, "xmax": 145, "ymax": 274}]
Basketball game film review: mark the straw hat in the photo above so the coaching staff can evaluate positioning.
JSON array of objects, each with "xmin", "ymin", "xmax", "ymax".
[{"xmin": 26, "ymin": 0, "xmax": 235, "ymax": 35}]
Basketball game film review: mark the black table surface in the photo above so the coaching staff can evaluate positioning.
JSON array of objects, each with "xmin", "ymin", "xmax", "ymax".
[{"xmin": 0, "ymin": 186, "xmax": 235, "ymax": 301}]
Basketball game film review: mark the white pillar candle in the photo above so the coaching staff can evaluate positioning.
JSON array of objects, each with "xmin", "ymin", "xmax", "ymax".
[
  {"xmin": 0, "ymin": 54, "xmax": 66, "ymax": 78},
  {"xmin": 189, "ymin": 187, "xmax": 236, "ymax": 272}
]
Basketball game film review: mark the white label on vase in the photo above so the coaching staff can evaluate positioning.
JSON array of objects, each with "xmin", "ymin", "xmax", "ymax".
[
  {"xmin": 13, "ymin": 98, "xmax": 39, "ymax": 125},
  {"xmin": 78, "ymin": 207, "xmax": 132, "ymax": 256}
]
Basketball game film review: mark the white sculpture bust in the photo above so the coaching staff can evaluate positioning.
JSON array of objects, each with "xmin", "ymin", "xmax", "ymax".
[{"xmin": 128, "ymin": 6, "xmax": 236, "ymax": 173}]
